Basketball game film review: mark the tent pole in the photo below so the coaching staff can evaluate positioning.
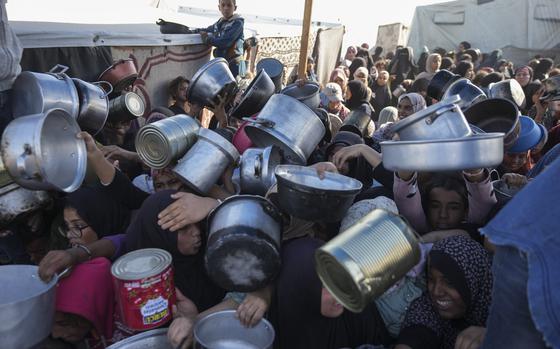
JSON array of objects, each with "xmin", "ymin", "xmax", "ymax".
[{"xmin": 298, "ymin": 0, "xmax": 313, "ymax": 80}]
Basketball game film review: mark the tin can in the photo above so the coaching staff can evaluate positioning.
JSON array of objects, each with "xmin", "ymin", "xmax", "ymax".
[{"xmin": 111, "ymin": 248, "xmax": 175, "ymax": 331}]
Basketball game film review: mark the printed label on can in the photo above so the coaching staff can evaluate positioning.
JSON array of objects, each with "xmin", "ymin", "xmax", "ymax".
[{"xmin": 141, "ymin": 296, "xmax": 169, "ymax": 325}]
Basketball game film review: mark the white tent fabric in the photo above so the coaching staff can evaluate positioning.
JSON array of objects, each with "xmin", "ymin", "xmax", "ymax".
[{"xmin": 407, "ymin": 0, "xmax": 560, "ymax": 58}]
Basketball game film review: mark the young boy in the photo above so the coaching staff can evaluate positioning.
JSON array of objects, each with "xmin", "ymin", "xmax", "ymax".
[{"xmin": 197, "ymin": 0, "xmax": 245, "ymax": 78}]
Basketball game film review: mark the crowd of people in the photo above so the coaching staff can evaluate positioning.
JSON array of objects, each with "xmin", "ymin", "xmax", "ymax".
[{"xmin": 1, "ymin": 0, "xmax": 560, "ymax": 348}]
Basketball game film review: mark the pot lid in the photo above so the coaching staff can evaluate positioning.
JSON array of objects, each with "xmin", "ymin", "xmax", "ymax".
[{"xmin": 111, "ymin": 248, "xmax": 172, "ymax": 281}]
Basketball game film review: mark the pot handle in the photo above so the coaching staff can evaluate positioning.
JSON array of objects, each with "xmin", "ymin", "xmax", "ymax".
[
  {"xmin": 93, "ymin": 81, "xmax": 113, "ymax": 98},
  {"xmin": 424, "ymin": 104, "xmax": 460, "ymax": 125},
  {"xmin": 49, "ymin": 64, "xmax": 69, "ymax": 75},
  {"xmin": 16, "ymin": 145, "xmax": 33, "ymax": 180},
  {"xmin": 242, "ymin": 117, "xmax": 275, "ymax": 128},
  {"xmin": 254, "ymin": 154, "xmax": 262, "ymax": 178}
]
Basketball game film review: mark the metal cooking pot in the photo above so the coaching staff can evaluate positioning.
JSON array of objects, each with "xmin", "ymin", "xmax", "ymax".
[
  {"xmin": 315, "ymin": 209, "xmax": 421, "ymax": 313},
  {"xmin": 229, "ymin": 69, "xmax": 275, "ymax": 119},
  {"xmin": 136, "ymin": 114, "xmax": 201, "ymax": 169},
  {"xmin": 173, "ymin": 128, "xmax": 240, "ymax": 194},
  {"xmin": 464, "ymin": 98, "xmax": 521, "ymax": 149},
  {"xmin": 427, "ymin": 69, "xmax": 461, "ymax": 100},
  {"xmin": 340, "ymin": 110, "xmax": 372, "ymax": 137},
  {"xmin": 280, "ymin": 81, "xmax": 321, "ymax": 109},
  {"xmin": 244, "ymin": 94, "xmax": 325, "ymax": 165},
  {"xmin": 274, "ymin": 164, "xmax": 362, "ymax": 222},
  {"xmin": 1, "ymin": 108, "xmax": 87, "ymax": 192},
  {"xmin": 108, "ymin": 92, "xmax": 145, "ymax": 122},
  {"xmin": 12, "ymin": 64, "xmax": 79, "ymax": 120},
  {"xmin": 206, "ymin": 195, "xmax": 283, "ymax": 292},
  {"xmin": 489, "ymin": 79, "xmax": 526, "ymax": 109},
  {"xmin": 256, "ymin": 58, "xmax": 284, "ymax": 92},
  {"xmin": 380, "ymin": 133, "xmax": 505, "ymax": 172},
  {"xmin": 106, "ymin": 328, "xmax": 172, "ymax": 349},
  {"xmin": 187, "ymin": 58, "xmax": 238, "ymax": 108},
  {"xmin": 492, "ymin": 179, "xmax": 523, "ymax": 206},
  {"xmin": 0, "ymin": 265, "xmax": 58, "ymax": 349},
  {"xmin": 0, "ymin": 183, "xmax": 51, "ymax": 225},
  {"xmin": 194, "ymin": 310, "xmax": 275, "ymax": 349},
  {"xmin": 98, "ymin": 59, "xmax": 138, "ymax": 93},
  {"xmin": 442, "ymin": 78, "xmax": 487, "ymax": 110},
  {"xmin": 72, "ymin": 79, "xmax": 112, "ymax": 135},
  {"xmin": 240, "ymin": 146, "xmax": 283, "ymax": 195},
  {"xmin": 391, "ymin": 94, "xmax": 472, "ymax": 141}
]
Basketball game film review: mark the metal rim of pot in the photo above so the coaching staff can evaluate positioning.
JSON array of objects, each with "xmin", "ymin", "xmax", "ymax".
[
  {"xmin": 73, "ymin": 79, "xmax": 112, "ymax": 135},
  {"xmin": 280, "ymin": 81, "xmax": 321, "ymax": 108},
  {"xmin": 187, "ymin": 57, "xmax": 238, "ymax": 108},
  {"xmin": 98, "ymin": 59, "xmax": 138, "ymax": 92},
  {"xmin": 207, "ymin": 194, "xmax": 283, "ymax": 231},
  {"xmin": 229, "ymin": 69, "xmax": 275, "ymax": 119},
  {"xmin": 240, "ymin": 145, "xmax": 283, "ymax": 195},
  {"xmin": 488, "ymin": 79, "xmax": 526, "ymax": 109},
  {"xmin": 442, "ymin": 78, "xmax": 488, "ymax": 110},
  {"xmin": 274, "ymin": 164, "xmax": 362, "ymax": 196},
  {"xmin": 105, "ymin": 328, "xmax": 170, "ymax": 349}
]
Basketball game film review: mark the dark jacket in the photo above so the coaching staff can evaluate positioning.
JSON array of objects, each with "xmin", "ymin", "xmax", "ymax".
[{"xmin": 199, "ymin": 14, "xmax": 244, "ymax": 62}]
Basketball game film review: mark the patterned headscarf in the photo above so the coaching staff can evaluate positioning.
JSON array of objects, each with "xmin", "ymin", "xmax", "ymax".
[{"xmin": 402, "ymin": 235, "xmax": 492, "ymax": 349}]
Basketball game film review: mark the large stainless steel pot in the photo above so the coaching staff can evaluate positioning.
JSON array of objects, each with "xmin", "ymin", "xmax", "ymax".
[
  {"xmin": 1, "ymin": 108, "xmax": 87, "ymax": 192},
  {"xmin": 488, "ymin": 79, "xmax": 526, "ymax": 109},
  {"xmin": 256, "ymin": 58, "xmax": 284, "ymax": 92},
  {"xmin": 194, "ymin": 310, "xmax": 275, "ymax": 349},
  {"xmin": 206, "ymin": 195, "xmax": 283, "ymax": 292},
  {"xmin": 73, "ymin": 79, "xmax": 112, "ymax": 135},
  {"xmin": 244, "ymin": 94, "xmax": 325, "ymax": 165},
  {"xmin": 380, "ymin": 133, "xmax": 505, "ymax": 172},
  {"xmin": 0, "ymin": 265, "xmax": 58, "ymax": 349},
  {"xmin": 240, "ymin": 146, "xmax": 282, "ymax": 195},
  {"xmin": 106, "ymin": 328, "xmax": 172, "ymax": 349},
  {"xmin": 339, "ymin": 110, "xmax": 373, "ymax": 137},
  {"xmin": 173, "ymin": 128, "xmax": 239, "ymax": 194},
  {"xmin": 187, "ymin": 58, "xmax": 238, "ymax": 108},
  {"xmin": 464, "ymin": 98, "xmax": 521, "ymax": 149},
  {"xmin": 442, "ymin": 78, "xmax": 487, "ymax": 110},
  {"xmin": 274, "ymin": 164, "xmax": 362, "ymax": 222},
  {"xmin": 280, "ymin": 81, "xmax": 321, "ymax": 109},
  {"xmin": 391, "ymin": 94, "xmax": 472, "ymax": 141},
  {"xmin": 0, "ymin": 183, "xmax": 51, "ymax": 225},
  {"xmin": 229, "ymin": 69, "xmax": 275, "ymax": 119},
  {"xmin": 12, "ymin": 64, "xmax": 79, "ymax": 120},
  {"xmin": 136, "ymin": 114, "xmax": 201, "ymax": 169},
  {"xmin": 315, "ymin": 209, "xmax": 421, "ymax": 313}
]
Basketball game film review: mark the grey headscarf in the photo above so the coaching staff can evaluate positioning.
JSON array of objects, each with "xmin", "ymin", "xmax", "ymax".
[
  {"xmin": 378, "ymin": 106, "xmax": 399, "ymax": 126},
  {"xmin": 398, "ymin": 93, "xmax": 427, "ymax": 113}
]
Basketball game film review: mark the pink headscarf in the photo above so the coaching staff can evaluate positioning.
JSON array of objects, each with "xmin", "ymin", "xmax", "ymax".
[{"xmin": 55, "ymin": 258, "xmax": 115, "ymax": 340}]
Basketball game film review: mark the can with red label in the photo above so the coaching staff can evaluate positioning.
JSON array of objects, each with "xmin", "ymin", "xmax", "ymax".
[{"xmin": 111, "ymin": 248, "xmax": 175, "ymax": 331}]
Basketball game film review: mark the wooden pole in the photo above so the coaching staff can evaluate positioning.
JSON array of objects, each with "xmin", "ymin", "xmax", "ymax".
[{"xmin": 298, "ymin": 0, "xmax": 313, "ymax": 80}]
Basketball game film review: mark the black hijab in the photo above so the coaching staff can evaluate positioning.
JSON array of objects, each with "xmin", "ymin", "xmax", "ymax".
[
  {"xmin": 65, "ymin": 186, "xmax": 131, "ymax": 238},
  {"xmin": 325, "ymin": 131, "xmax": 373, "ymax": 190},
  {"xmin": 453, "ymin": 61, "xmax": 474, "ymax": 78},
  {"xmin": 349, "ymin": 57, "xmax": 367, "ymax": 80},
  {"xmin": 346, "ymin": 80, "xmax": 371, "ymax": 111},
  {"xmin": 389, "ymin": 47, "xmax": 416, "ymax": 86},
  {"xmin": 534, "ymin": 58, "xmax": 554, "ymax": 81},
  {"xmin": 124, "ymin": 190, "xmax": 225, "ymax": 311},
  {"xmin": 269, "ymin": 237, "xmax": 390, "ymax": 349}
]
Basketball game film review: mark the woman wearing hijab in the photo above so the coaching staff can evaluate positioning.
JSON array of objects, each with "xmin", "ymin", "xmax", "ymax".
[
  {"xmin": 397, "ymin": 93, "xmax": 426, "ymax": 119},
  {"xmin": 453, "ymin": 61, "xmax": 475, "ymax": 80},
  {"xmin": 270, "ymin": 237, "xmax": 391, "ymax": 349},
  {"xmin": 349, "ymin": 57, "xmax": 367, "ymax": 81},
  {"xmin": 329, "ymin": 68, "xmax": 349, "ymax": 96},
  {"xmin": 481, "ymin": 49, "xmax": 502, "ymax": 70},
  {"xmin": 343, "ymin": 45, "xmax": 357, "ymax": 67},
  {"xmin": 416, "ymin": 53, "xmax": 442, "ymax": 81},
  {"xmin": 389, "ymin": 47, "xmax": 417, "ymax": 88},
  {"xmin": 325, "ymin": 131, "xmax": 373, "ymax": 191},
  {"xmin": 125, "ymin": 190, "xmax": 225, "ymax": 312},
  {"xmin": 440, "ymin": 57, "xmax": 455, "ymax": 71},
  {"xmin": 533, "ymin": 58, "xmax": 554, "ymax": 82},
  {"xmin": 395, "ymin": 235, "xmax": 492, "ymax": 349},
  {"xmin": 514, "ymin": 66, "xmax": 541, "ymax": 113},
  {"xmin": 345, "ymin": 80, "xmax": 375, "ymax": 117},
  {"xmin": 371, "ymin": 71, "xmax": 393, "ymax": 121}
]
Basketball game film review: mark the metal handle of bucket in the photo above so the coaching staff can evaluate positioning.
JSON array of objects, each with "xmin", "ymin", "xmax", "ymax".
[
  {"xmin": 243, "ymin": 117, "xmax": 275, "ymax": 128},
  {"xmin": 425, "ymin": 104, "xmax": 459, "ymax": 125},
  {"xmin": 93, "ymin": 81, "xmax": 113, "ymax": 98},
  {"xmin": 49, "ymin": 64, "xmax": 70, "ymax": 79}
]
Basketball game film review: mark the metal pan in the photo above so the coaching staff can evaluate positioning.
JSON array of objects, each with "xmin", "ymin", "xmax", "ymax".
[{"xmin": 381, "ymin": 133, "xmax": 505, "ymax": 172}]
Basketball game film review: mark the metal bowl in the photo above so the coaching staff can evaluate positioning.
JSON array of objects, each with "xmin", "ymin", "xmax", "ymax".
[
  {"xmin": 256, "ymin": 58, "xmax": 284, "ymax": 92},
  {"xmin": 489, "ymin": 79, "xmax": 526, "ymax": 109},
  {"xmin": 194, "ymin": 310, "xmax": 275, "ymax": 349},
  {"xmin": 106, "ymin": 328, "xmax": 172, "ymax": 349},
  {"xmin": 492, "ymin": 179, "xmax": 523, "ymax": 205},
  {"xmin": 381, "ymin": 133, "xmax": 505, "ymax": 172},
  {"xmin": 187, "ymin": 58, "xmax": 238, "ymax": 108},
  {"xmin": 280, "ymin": 81, "xmax": 321, "ymax": 109},
  {"xmin": 442, "ymin": 78, "xmax": 487, "ymax": 110},
  {"xmin": 464, "ymin": 98, "xmax": 520, "ymax": 149},
  {"xmin": 427, "ymin": 69, "xmax": 461, "ymax": 100},
  {"xmin": 229, "ymin": 69, "xmax": 275, "ymax": 119},
  {"xmin": 274, "ymin": 164, "xmax": 362, "ymax": 222}
]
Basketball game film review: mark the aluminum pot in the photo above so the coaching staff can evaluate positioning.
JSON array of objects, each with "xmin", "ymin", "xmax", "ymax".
[
  {"xmin": 489, "ymin": 79, "xmax": 526, "ymax": 109},
  {"xmin": 194, "ymin": 310, "xmax": 275, "ymax": 349},
  {"xmin": 106, "ymin": 328, "xmax": 172, "ymax": 349},
  {"xmin": 187, "ymin": 58, "xmax": 238, "ymax": 108},
  {"xmin": 229, "ymin": 69, "xmax": 275, "ymax": 119},
  {"xmin": 256, "ymin": 57, "xmax": 284, "ymax": 92},
  {"xmin": 0, "ymin": 183, "xmax": 51, "ymax": 226},
  {"xmin": 12, "ymin": 64, "xmax": 79, "ymax": 120},
  {"xmin": 72, "ymin": 79, "xmax": 112, "ymax": 135},
  {"xmin": 427, "ymin": 69, "xmax": 461, "ymax": 100},
  {"xmin": 136, "ymin": 114, "xmax": 201, "ymax": 169},
  {"xmin": 274, "ymin": 164, "xmax": 362, "ymax": 222},
  {"xmin": 391, "ymin": 94, "xmax": 472, "ymax": 141},
  {"xmin": 240, "ymin": 145, "xmax": 283, "ymax": 195},
  {"xmin": 280, "ymin": 81, "xmax": 321, "ymax": 109},
  {"xmin": 464, "ymin": 98, "xmax": 521, "ymax": 149},
  {"xmin": 340, "ymin": 110, "xmax": 373, "ymax": 137},
  {"xmin": 173, "ymin": 128, "xmax": 240, "ymax": 194},
  {"xmin": 1, "ymin": 108, "xmax": 87, "ymax": 192},
  {"xmin": 315, "ymin": 209, "xmax": 421, "ymax": 313},
  {"xmin": 206, "ymin": 195, "xmax": 283, "ymax": 292},
  {"xmin": 442, "ymin": 78, "xmax": 487, "ymax": 110},
  {"xmin": 380, "ymin": 133, "xmax": 505, "ymax": 172},
  {"xmin": 0, "ymin": 265, "xmax": 58, "ymax": 349},
  {"xmin": 98, "ymin": 59, "xmax": 138, "ymax": 93},
  {"xmin": 244, "ymin": 94, "xmax": 325, "ymax": 165},
  {"xmin": 492, "ymin": 179, "xmax": 523, "ymax": 206},
  {"xmin": 108, "ymin": 92, "xmax": 145, "ymax": 122}
]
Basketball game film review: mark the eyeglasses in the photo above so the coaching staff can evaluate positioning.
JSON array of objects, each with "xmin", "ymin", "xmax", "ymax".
[{"xmin": 60, "ymin": 223, "xmax": 90, "ymax": 238}]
